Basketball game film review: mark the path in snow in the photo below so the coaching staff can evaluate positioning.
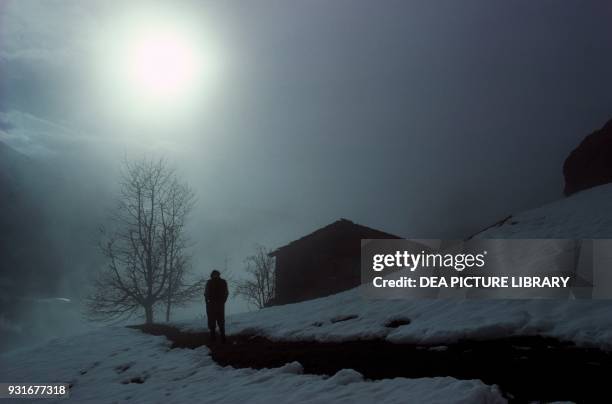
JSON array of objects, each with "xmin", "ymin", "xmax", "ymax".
[
  {"xmin": 135, "ymin": 323, "xmax": 612, "ymax": 403},
  {"xmin": 0, "ymin": 326, "xmax": 505, "ymax": 404}
]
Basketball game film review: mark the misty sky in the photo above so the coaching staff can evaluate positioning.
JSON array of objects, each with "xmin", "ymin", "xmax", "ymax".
[{"xmin": 2, "ymin": 0, "xmax": 612, "ymax": 315}]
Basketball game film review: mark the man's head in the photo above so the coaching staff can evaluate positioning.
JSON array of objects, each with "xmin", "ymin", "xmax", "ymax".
[{"xmin": 210, "ymin": 270, "xmax": 221, "ymax": 279}]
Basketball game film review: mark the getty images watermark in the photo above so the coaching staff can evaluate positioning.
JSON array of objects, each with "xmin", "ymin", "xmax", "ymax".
[{"xmin": 361, "ymin": 239, "xmax": 612, "ymax": 299}]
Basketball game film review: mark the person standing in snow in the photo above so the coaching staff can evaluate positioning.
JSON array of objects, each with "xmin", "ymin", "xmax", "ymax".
[{"xmin": 204, "ymin": 270, "xmax": 229, "ymax": 343}]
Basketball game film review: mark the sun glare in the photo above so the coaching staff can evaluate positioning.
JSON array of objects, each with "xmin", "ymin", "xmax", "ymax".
[
  {"xmin": 97, "ymin": 5, "xmax": 223, "ymax": 123},
  {"xmin": 124, "ymin": 25, "xmax": 200, "ymax": 99}
]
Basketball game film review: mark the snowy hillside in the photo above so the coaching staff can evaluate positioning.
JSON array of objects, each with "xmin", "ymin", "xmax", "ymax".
[
  {"xmin": 3, "ymin": 184, "xmax": 612, "ymax": 403},
  {"xmin": 0, "ymin": 327, "xmax": 504, "ymax": 403},
  {"xmin": 176, "ymin": 184, "xmax": 612, "ymax": 349},
  {"xmin": 180, "ymin": 288, "xmax": 612, "ymax": 349},
  {"xmin": 477, "ymin": 182, "xmax": 612, "ymax": 238}
]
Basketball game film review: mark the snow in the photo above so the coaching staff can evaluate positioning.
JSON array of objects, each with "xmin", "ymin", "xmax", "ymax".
[
  {"xmin": 4, "ymin": 184, "xmax": 612, "ymax": 403},
  {"xmin": 0, "ymin": 327, "xmax": 505, "ymax": 404},
  {"xmin": 178, "ymin": 288, "xmax": 612, "ymax": 350},
  {"xmin": 176, "ymin": 184, "xmax": 612, "ymax": 349},
  {"xmin": 477, "ymin": 183, "xmax": 612, "ymax": 238}
]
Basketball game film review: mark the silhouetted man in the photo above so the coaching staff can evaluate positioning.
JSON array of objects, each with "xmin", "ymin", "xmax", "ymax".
[{"xmin": 204, "ymin": 270, "xmax": 229, "ymax": 343}]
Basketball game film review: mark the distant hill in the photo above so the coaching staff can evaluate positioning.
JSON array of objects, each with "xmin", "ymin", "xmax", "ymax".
[
  {"xmin": 0, "ymin": 141, "xmax": 97, "ymax": 351},
  {"xmin": 0, "ymin": 142, "xmax": 62, "ymax": 300}
]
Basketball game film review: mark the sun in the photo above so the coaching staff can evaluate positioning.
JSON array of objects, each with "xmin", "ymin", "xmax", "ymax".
[
  {"xmin": 123, "ymin": 25, "xmax": 200, "ymax": 99},
  {"xmin": 96, "ymin": 5, "xmax": 224, "ymax": 118},
  {"xmin": 94, "ymin": 5, "xmax": 224, "ymax": 127}
]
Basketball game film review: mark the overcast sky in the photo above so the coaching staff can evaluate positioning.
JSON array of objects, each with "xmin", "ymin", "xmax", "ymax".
[{"xmin": 2, "ymin": 0, "xmax": 612, "ymax": 315}]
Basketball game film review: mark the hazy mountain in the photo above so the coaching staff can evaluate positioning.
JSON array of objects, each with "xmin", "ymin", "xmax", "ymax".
[
  {"xmin": 0, "ymin": 142, "xmax": 61, "ymax": 299},
  {"xmin": 0, "ymin": 141, "xmax": 104, "ymax": 351}
]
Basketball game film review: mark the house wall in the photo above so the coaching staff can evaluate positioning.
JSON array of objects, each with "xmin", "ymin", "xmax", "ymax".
[{"xmin": 273, "ymin": 223, "xmax": 398, "ymax": 305}]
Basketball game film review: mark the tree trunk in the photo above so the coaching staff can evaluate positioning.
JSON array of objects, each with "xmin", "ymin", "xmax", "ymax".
[
  {"xmin": 166, "ymin": 278, "xmax": 172, "ymax": 322},
  {"xmin": 165, "ymin": 301, "xmax": 171, "ymax": 322},
  {"xmin": 144, "ymin": 305, "xmax": 154, "ymax": 324}
]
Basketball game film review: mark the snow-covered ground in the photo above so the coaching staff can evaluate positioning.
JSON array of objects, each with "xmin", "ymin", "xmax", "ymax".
[
  {"xmin": 180, "ymin": 289, "xmax": 612, "ymax": 349},
  {"xmin": 478, "ymin": 182, "xmax": 612, "ymax": 238},
  {"xmin": 0, "ymin": 326, "xmax": 504, "ymax": 403},
  {"xmin": 3, "ymin": 184, "xmax": 612, "ymax": 403},
  {"xmin": 177, "ymin": 184, "xmax": 612, "ymax": 349}
]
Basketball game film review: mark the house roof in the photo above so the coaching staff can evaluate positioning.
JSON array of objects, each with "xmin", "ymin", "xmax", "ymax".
[{"xmin": 270, "ymin": 218, "xmax": 401, "ymax": 256}]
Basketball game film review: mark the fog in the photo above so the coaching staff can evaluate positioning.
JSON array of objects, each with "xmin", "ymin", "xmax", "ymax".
[{"xmin": 1, "ymin": 0, "xmax": 612, "ymax": 351}]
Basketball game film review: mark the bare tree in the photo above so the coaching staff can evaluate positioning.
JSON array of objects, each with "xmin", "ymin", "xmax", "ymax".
[
  {"xmin": 234, "ymin": 245, "xmax": 275, "ymax": 309},
  {"xmin": 163, "ymin": 257, "xmax": 206, "ymax": 322},
  {"xmin": 157, "ymin": 172, "xmax": 203, "ymax": 322},
  {"xmin": 86, "ymin": 158, "xmax": 199, "ymax": 324}
]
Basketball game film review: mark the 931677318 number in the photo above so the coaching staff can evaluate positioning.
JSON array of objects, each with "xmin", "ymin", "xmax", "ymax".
[{"xmin": 1, "ymin": 383, "xmax": 70, "ymax": 399}]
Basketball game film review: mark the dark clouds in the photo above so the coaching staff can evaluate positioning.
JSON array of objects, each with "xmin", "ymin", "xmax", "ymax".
[{"xmin": 187, "ymin": 0, "xmax": 612, "ymax": 238}]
